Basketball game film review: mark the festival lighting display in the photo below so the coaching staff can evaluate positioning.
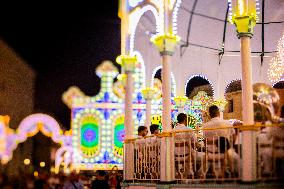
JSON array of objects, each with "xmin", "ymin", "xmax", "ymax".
[
  {"xmin": 63, "ymin": 60, "xmax": 149, "ymax": 170},
  {"xmin": 0, "ymin": 113, "xmax": 72, "ymax": 172},
  {"xmin": 268, "ymin": 33, "xmax": 284, "ymax": 82},
  {"xmin": 185, "ymin": 74, "xmax": 215, "ymax": 99},
  {"xmin": 228, "ymin": 0, "xmax": 259, "ymax": 35}
]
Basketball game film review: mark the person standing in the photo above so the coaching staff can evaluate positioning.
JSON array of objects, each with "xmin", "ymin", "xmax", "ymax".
[
  {"xmin": 62, "ymin": 172, "xmax": 84, "ymax": 189},
  {"xmin": 91, "ymin": 170, "xmax": 109, "ymax": 189}
]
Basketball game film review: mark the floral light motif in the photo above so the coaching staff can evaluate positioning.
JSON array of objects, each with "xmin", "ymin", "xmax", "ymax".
[
  {"xmin": 268, "ymin": 33, "xmax": 284, "ymax": 82},
  {"xmin": 192, "ymin": 91, "xmax": 213, "ymax": 110},
  {"xmin": 268, "ymin": 55, "xmax": 284, "ymax": 83},
  {"xmin": 212, "ymin": 98, "xmax": 228, "ymax": 112}
]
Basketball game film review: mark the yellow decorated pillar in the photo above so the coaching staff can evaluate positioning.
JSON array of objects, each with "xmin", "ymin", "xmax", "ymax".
[
  {"xmin": 229, "ymin": 0, "xmax": 258, "ymax": 182},
  {"xmin": 116, "ymin": 55, "xmax": 137, "ymax": 181},
  {"xmin": 151, "ymin": 33, "xmax": 180, "ymax": 182}
]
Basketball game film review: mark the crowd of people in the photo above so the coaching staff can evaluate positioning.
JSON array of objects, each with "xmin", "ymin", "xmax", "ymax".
[{"xmin": 0, "ymin": 169, "xmax": 122, "ymax": 189}]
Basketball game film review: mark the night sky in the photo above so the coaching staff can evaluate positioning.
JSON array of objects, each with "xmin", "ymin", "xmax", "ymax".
[{"xmin": 0, "ymin": 1, "xmax": 121, "ymax": 129}]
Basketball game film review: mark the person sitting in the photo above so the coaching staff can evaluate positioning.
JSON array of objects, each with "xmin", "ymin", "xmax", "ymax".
[
  {"xmin": 150, "ymin": 124, "xmax": 160, "ymax": 135},
  {"xmin": 172, "ymin": 113, "xmax": 195, "ymax": 179},
  {"xmin": 201, "ymin": 105, "xmax": 236, "ymax": 179},
  {"xmin": 135, "ymin": 126, "xmax": 148, "ymax": 179},
  {"xmin": 137, "ymin": 126, "xmax": 148, "ymax": 138},
  {"xmin": 266, "ymin": 106, "xmax": 284, "ymax": 177},
  {"xmin": 146, "ymin": 124, "xmax": 161, "ymax": 179}
]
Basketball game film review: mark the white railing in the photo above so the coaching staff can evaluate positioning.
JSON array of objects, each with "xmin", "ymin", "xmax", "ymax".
[
  {"xmin": 129, "ymin": 124, "xmax": 284, "ymax": 183},
  {"xmin": 173, "ymin": 127, "xmax": 241, "ymax": 181},
  {"xmin": 133, "ymin": 136, "xmax": 161, "ymax": 180}
]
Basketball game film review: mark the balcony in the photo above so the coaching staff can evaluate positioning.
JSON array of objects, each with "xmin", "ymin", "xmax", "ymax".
[{"xmin": 123, "ymin": 124, "xmax": 284, "ymax": 188}]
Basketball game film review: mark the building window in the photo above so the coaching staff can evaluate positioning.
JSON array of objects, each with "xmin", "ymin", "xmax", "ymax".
[{"xmin": 228, "ymin": 100, "xmax": 234, "ymax": 113}]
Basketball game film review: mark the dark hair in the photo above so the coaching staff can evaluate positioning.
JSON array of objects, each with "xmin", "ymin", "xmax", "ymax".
[
  {"xmin": 97, "ymin": 170, "xmax": 107, "ymax": 177},
  {"xmin": 209, "ymin": 105, "xmax": 219, "ymax": 118},
  {"xmin": 177, "ymin": 113, "xmax": 187, "ymax": 123},
  {"xmin": 150, "ymin": 124, "xmax": 159, "ymax": 134},
  {"xmin": 138, "ymin": 126, "xmax": 147, "ymax": 134}
]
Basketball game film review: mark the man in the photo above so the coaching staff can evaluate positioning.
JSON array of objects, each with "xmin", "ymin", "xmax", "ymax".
[
  {"xmin": 146, "ymin": 124, "xmax": 161, "ymax": 179},
  {"xmin": 202, "ymin": 105, "xmax": 236, "ymax": 178},
  {"xmin": 172, "ymin": 113, "xmax": 195, "ymax": 179},
  {"xmin": 135, "ymin": 126, "xmax": 148, "ymax": 179},
  {"xmin": 150, "ymin": 124, "xmax": 160, "ymax": 135},
  {"xmin": 137, "ymin": 126, "xmax": 148, "ymax": 138},
  {"xmin": 203, "ymin": 105, "xmax": 234, "ymax": 139}
]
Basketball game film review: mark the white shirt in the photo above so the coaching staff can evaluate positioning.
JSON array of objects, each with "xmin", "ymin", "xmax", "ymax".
[
  {"xmin": 202, "ymin": 117, "xmax": 234, "ymax": 153},
  {"xmin": 145, "ymin": 136, "xmax": 160, "ymax": 159},
  {"xmin": 202, "ymin": 117, "xmax": 234, "ymax": 139},
  {"xmin": 173, "ymin": 123, "xmax": 195, "ymax": 158}
]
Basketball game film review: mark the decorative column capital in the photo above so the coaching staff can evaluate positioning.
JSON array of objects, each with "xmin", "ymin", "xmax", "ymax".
[
  {"xmin": 116, "ymin": 55, "xmax": 137, "ymax": 74},
  {"xmin": 117, "ymin": 73, "xmax": 127, "ymax": 87},
  {"xmin": 141, "ymin": 87, "xmax": 157, "ymax": 101},
  {"xmin": 233, "ymin": 16, "xmax": 256, "ymax": 38},
  {"xmin": 174, "ymin": 96, "xmax": 188, "ymax": 109},
  {"xmin": 212, "ymin": 98, "xmax": 228, "ymax": 112},
  {"xmin": 229, "ymin": 0, "xmax": 259, "ymax": 38},
  {"xmin": 150, "ymin": 33, "xmax": 180, "ymax": 56}
]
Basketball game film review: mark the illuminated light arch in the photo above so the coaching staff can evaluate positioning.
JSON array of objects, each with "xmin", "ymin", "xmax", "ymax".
[
  {"xmin": 1, "ymin": 113, "xmax": 68, "ymax": 163},
  {"xmin": 272, "ymin": 78, "xmax": 284, "ymax": 88},
  {"xmin": 151, "ymin": 65, "xmax": 177, "ymax": 96},
  {"xmin": 132, "ymin": 50, "xmax": 146, "ymax": 91},
  {"xmin": 54, "ymin": 146, "xmax": 73, "ymax": 174},
  {"xmin": 129, "ymin": 4, "xmax": 160, "ymax": 54},
  {"xmin": 172, "ymin": 0, "xmax": 182, "ymax": 34},
  {"xmin": 185, "ymin": 74, "xmax": 215, "ymax": 99},
  {"xmin": 224, "ymin": 78, "xmax": 242, "ymax": 95},
  {"xmin": 0, "ymin": 121, "xmax": 7, "ymax": 158},
  {"xmin": 16, "ymin": 113, "xmax": 63, "ymax": 144},
  {"xmin": 129, "ymin": 0, "xmax": 144, "ymax": 7}
]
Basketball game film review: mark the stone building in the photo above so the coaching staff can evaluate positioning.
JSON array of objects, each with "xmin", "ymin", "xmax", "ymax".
[{"xmin": 0, "ymin": 39, "xmax": 35, "ymax": 175}]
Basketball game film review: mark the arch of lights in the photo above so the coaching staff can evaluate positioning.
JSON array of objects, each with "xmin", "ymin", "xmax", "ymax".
[
  {"xmin": 0, "ymin": 114, "xmax": 72, "ymax": 172},
  {"xmin": 151, "ymin": 65, "xmax": 177, "ymax": 95},
  {"xmin": 128, "ymin": 0, "xmax": 182, "ymax": 54},
  {"xmin": 129, "ymin": 4, "xmax": 160, "ymax": 54},
  {"xmin": 272, "ymin": 78, "xmax": 284, "ymax": 88},
  {"xmin": 184, "ymin": 74, "xmax": 215, "ymax": 99},
  {"xmin": 224, "ymin": 78, "xmax": 242, "ymax": 94}
]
